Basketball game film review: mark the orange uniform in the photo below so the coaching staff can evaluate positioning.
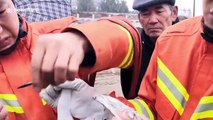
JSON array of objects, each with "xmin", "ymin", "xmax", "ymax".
[
  {"xmin": 121, "ymin": 17, "xmax": 212, "ymax": 120},
  {"xmin": 73, "ymin": 16, "xmax": 212, "ymax": 120},
  {"xmin": 0, "ymin": 16, "xmax": 140, "ymax": 120},
  {"xmin": 0, "ymin": 16, "xmax": 76, "ymax": 120},
  {"xmin": 71, "ymin": 17, "xmax": 142, "ymax": 98}
]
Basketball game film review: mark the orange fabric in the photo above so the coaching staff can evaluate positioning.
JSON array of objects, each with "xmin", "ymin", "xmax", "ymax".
[
  {"xmin": 109, "ymin": 91, "xmax": 135, "ymax": 109},
  {"xmin": 0, "ymin": 16, "xmax": 75, "ymax": 120},
  {"xmin": 137, "ymin": 16, "xmax": 213, "ymax": 119},
  {"xmin": 69, "ymin": 17, "xmax": 141, "ymax": 98}
]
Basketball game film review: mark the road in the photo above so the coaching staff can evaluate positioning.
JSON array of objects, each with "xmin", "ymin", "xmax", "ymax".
[{"xmin": 94, "ymin": 68, "xmax": 124, "ymax": 96}]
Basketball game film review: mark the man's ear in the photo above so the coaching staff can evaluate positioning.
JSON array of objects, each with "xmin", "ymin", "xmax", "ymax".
[{"xmin": 172, "ymin": 6, "xmax": 178, "ymax": 22}]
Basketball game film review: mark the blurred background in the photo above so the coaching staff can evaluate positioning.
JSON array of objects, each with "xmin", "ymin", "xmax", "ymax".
[{"xmin": 67, "ymin": 0, "xmax": 202, "ymax": 27}]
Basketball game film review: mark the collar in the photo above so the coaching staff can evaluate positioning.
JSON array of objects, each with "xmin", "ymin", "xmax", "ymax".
[{"xmin": 201, "ymin": 20, "xmax": 213, "ymax": 43}]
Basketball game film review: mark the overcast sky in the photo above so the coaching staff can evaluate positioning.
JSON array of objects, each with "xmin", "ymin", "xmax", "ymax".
[{"xmin": 126, "ymin": 0, "xmax": 203, "ymax": 16}]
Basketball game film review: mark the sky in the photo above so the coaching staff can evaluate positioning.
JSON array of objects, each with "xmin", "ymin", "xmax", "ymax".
[{"xmin": 126, "ymin": 0, "xmax": 203, "ymax": 16}]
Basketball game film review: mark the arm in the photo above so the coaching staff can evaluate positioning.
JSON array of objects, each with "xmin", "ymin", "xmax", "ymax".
[
  {"xmin": 125, "ymin": 42, "xmax": 159, "ymax": 120},
  {"xmin": 31, "ymin": 16, "xmax": 141, "ymax": 90},
  {"xmin": 68, "ymin": 17, "xmax": 141, "ymax": 73}
]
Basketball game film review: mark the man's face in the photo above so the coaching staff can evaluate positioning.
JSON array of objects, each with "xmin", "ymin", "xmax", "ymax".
[
  {"xmin": 203, "ymin": 0, "xmax": 213, "ymax": 29},
  {"xmin": 138, "ymin": 4, "xmax": 178, "ymax": 41},
  {"xmin": 0, "ymin": 0, "xmax": 19, "ymax": 52}
]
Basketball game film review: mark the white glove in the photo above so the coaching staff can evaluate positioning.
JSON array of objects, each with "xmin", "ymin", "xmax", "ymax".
[
  {"xmin": 40, "ymin": 79, "xmax": 148, "ymax": 120},
  {"xmin": 40, "ymin": 79, "xmax": 113, "ymax": 120}
]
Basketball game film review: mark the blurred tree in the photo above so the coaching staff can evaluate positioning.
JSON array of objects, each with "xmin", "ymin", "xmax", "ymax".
[
  {"xmin": 99, "ymin": 0, "xmax": 129, "ymax": 13},
  {"xmin": 77, "ymin": 0, "xmax": 96, "ymax": 12},
  {"xmin": 118, "ymin": 0, "xmax": 129, "ymax": 13}
]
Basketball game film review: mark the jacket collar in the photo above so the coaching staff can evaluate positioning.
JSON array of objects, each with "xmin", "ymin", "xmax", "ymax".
[{"xmin": 201, "ymin": 20, "xmax": 213, "ymax": 43}]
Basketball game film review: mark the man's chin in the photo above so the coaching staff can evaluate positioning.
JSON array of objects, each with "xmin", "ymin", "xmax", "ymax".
[{"xmin": 149, "ymin": 34, "xmax": 160, "ymax": 39}]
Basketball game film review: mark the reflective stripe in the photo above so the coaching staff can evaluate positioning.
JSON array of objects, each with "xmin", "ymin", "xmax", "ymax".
[
  {"xmin": 116, "ymin": 24, "xmax": 134, "ymax": 68},
  {"xmin": 137, "ymin": 99, "xmax": 154, "ymax": 120},
  {"xmin": 5, "ymin": 105, "xmax": 24, "ymax": 114},
  {"xmin": 191, "ymin": 96, "xmax": 213, "ymax": 120},
  {"xmin": 198, "ymin": 96, "xmax": 213, "ymax": 105},
  {"xmin": 0, "ymin": 94, "xmax": 24, "ymax": 114},
  {"xmin": 157, "ymin": 57, "xmax": 189, "ymax": 115},
  {"xmin": 195, "ymin": 103, "xmax": 213, "ymax": 112},
  {"xmin": 0, "ymin": 94, "xmax": 18, "ymax": 100},
  {"xmin": 129, "ymin": 99, "xmax": 154, "ymax": 120},
  {"xmin": 135, "ymin": 99, "xmax": 149, "ymax": 116},
  {"xmin": 42, "ymin": 99, "xmax": 47, "ymax": 105},
  {"xmin": 129, "ymin": 100, "xmax": 143, "ymax": 115},
  {"xmin": 0, "ymin": 99, "xmax": 20, "ymax": 107}
]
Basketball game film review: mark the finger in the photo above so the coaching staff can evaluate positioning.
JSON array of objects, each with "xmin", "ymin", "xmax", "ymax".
[
  {"xmin": 0, "ymin": 104, "xmax": 3, "ymax": 111},
  {"xmin": 40, "ymin": 44, "xmax": 58, "ymax": 88},
  {"xmin": 32, "ymin": 40, "xmax": 46, "ymax": 91},
  {"xmin": 58, "ymin": 79, "xmax": 87, "ymax": 90},
  {"xmin": 67, "ymin": 49, "xmax": 84, "ymax": 80},
  {"xmin": 0, "ymin": 107, "xmax": 7, "ymax": 120},
  {"xmin": 54, "ymin": 46, "xmax": 71, "ymax": 85}
]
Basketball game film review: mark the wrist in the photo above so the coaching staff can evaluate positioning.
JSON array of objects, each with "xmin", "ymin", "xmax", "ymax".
[
  {"xmin": 64, "ymin": 30, "xmax": 90, "ymax": 54},
  {"xmin": 63, "ymin": 30, "xmax": 96, "ymax": 66}
]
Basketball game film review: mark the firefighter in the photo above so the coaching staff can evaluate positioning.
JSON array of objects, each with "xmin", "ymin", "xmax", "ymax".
[
  {"xmin": 39, "ymin": 0, "xmax": 213, "ymax": 119},
  {"xmin": 0, "ymin": 0, "xmax": 140, "ymax": 119},
  {"xmin": 32, "ymin": 0, "xmax": 179, "ymax": 99}
]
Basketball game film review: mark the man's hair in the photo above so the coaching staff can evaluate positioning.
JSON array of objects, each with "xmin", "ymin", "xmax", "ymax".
[{"xmin": 168, "ymin": 4, "xmax": 174, "ymax": 11}]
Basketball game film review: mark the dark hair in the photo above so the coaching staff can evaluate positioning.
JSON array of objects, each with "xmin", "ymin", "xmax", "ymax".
[{"xmin": 11, "ymin": 0, "xmax": 14, "ymax": 4}]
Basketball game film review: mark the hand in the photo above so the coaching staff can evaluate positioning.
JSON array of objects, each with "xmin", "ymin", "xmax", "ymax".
[
  {"xmin": 32, "ymin": 31, "xmax": 90, "ymax": 91},
  {"xmin": 0, "ymin": 103, "xmax": 8, "ymax": 120},
  {"xmin": 40, "ymin": 79, "xmax": 148, "ymax": 120},
  {"xmin": 40, "ymin": 79, "xmax": 113, "ymax": 120}
]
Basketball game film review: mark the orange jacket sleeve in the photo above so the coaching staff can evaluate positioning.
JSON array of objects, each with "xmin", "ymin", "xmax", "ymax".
[
  {"xmin": 64, "ymin": 16, "xmax": 141, "ymax": 76},
  {"xmin": 125, "ymin": 39, "xmax": 159, "ymax": 120},
  {"xmin": 111, "ymin": 42, "xmax": 158, "ymax": 120},
  {"xmin": 24, "ymin": 16, "xmax": 77, "ymax": 52}
]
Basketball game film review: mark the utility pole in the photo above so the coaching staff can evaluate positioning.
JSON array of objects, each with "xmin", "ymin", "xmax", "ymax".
[
  {"xmin": 193, "ymin": 0, "xmax": 195, "ymax": 16},
  {"xmin": 70, "ymin": 0, "xmax": 72, "ymax": 14}
]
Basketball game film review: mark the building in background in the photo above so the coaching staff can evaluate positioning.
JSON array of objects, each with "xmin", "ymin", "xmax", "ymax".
[{"xmin": 178, "ymin": 8, "xmax": 192, "ymax": 17}]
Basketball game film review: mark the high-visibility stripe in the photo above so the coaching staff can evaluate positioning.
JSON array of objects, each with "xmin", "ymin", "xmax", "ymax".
[
  {"xmin": 0, "ymin": 94, "xmax": 24, "ymax": 114},
  {"xmin": 0, "ymin": 94, "xmax": 18, "ymax": 100},
  {"xmin": 135, "ymin": 99, "xmax": 149, "ymax": 116},
  {"xmin": 42, "ymin": 99, "xmax": 47, "ymax": 105},
  {"xmin": 195, "ymin": 103, "xmax": 213, "ymax": 113},
  {"xmin": 157, "ymin": 70, "xmax": 186, "ymax": 115},
  {"xmin": 0, "ymin": 99, "xmax": 20, "ymax": 107},
  {"xmin": 157, "ymin": 57, "xmax": 189, "ymax": 115},
  {"xmin": 137, "ymin": 99, "xmax": 154, "ymax": 120},
  {"xmin": 191, "ymin": 96, "xmax": 213, "ymax": 120},
  {"xmin": 129, "ymin": 99, "xmax": 154, "ymax": 120},
  {"xmin": 191, "ymin": 111, "xmax": 213, "ymax": 120},
  {"xmin": 116, "ymin": 24, "xmax": 134, "ymax": 68},
  {"xmin": 129, "ymin": 100, "xmax": 143, "ymax": 115},
  {"xmin": 199, "ymin": 96, "xmax": 213, "ymax": 104},
  {"xmin": 4, "ymin": 105, "xmax": 24, "ymax": 113}
]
